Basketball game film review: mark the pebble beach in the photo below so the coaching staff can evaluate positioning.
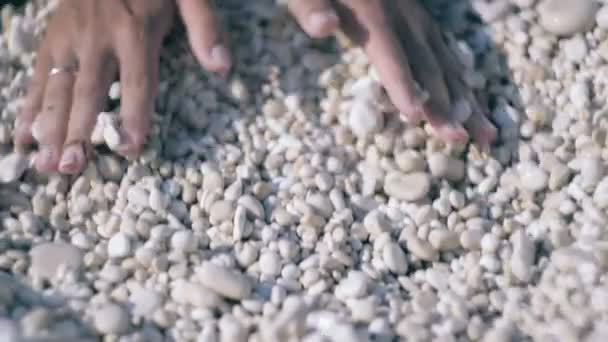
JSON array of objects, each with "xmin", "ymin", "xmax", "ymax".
[{"xmin": 1, "ymin": 0, "xmax": 608, "ymax": 341}]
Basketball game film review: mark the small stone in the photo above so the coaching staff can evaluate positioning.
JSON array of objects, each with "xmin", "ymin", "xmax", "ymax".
[
  {"xmin": 0, "ymin": 319, "xmax": 20, "ymax": 342},
  {"xmin": 349, "ymin": 100, "xmax": 383, "ymax": 137},
  {"xmin": 428, "ymin": 230, "xmax": 460, "ymax": 251},
  {"xmin": 29, "ymin": 242, "xmax": 83, "ymax": 280},
  {"xmin": 460, "ymin": 229, "xmax": 483, "ymax": 250},
  {"xmin": 127, "ymin": 186, "xmax": 150, "ymax": 208},
  {"xmin": 517, "ymin": 162, "xmax": 548, "ymax": 192},
  {"xmin": 383, "ymin": 242, "xmax": 408, "ymax": 274},
  {"xmin": 20, "ymin": 308, "xmax": 52, "ymax": 336},
  {"xmin": 93, "ymin": 303, "xmax": 130, "ymax": 335},
  {"xmin": 0, "ymin": 153, "xmax": 29, "ymax": 183},
  {"xmin": 108, "ymin": 233, "xmax": 132, "ymax": 258},
  {"xmin": 347, "ymin": 297, "xmax": 376, "ymax": 323},
  {"xmin": 335, "ymin": 271, "xmax": 369, "ymax": 299},
  {"xmin": 428, "ymin": 153, "xmax": 465, "ymax": 182},
  {"xmin": 260, "ymin": 251, "xmax": 282, "ymax": 277},
  {"xmin": 108, "ymin": 81, "xmax": 121, "ymax": 100},
  {"xmin": 219, "ymin": 315, "xmax": 246, "ymax": 342},
  {"xmin": 171, "ymin": 280, "xmax": 223, "ymax": 309},
  {"xmin": 103, "ymin": 120, "xmax": 122, "ymax": 150},
  {"xmin": 569, "ymin": 82, "xmax": 590, "ymax": 109},
  {"xmin": 196, "ymin": 262, "xmax": 252, "ymax": 300},
  {"xmin": 407, "ymin": 236, "xmax": 438, "ymax": 261},
  {"xmin": 538, "ymin": 0, "xmax": 596, "ymax": 36},
  {"xmin": 563, "ymin": 35, "xmax": 587, "ymax": 63},
  {"xmin": 209, "ymin": 200, "xmax": 235, "ymax": 225},
  {"xmin": 395, "ymin": 150, "xmax": 426, "ymax": 173},
  {"xmin": 170, "ymin": 230, "xmax": 196, "ymax": 253},
  {"xmin": 149, "ymin": 187, "xmax": 170, "ymax": 213},
  {"xmin": 598, "ymin": 5, "xmax": 608, "ymax": 28},
  {"xmin": 129, "ymin": 287, "xmax": 162, "ymax": 317},
  {"xmin": 384, "ymin": 172, "xmax": 431, "ymax": 201},
  {"xmin": 201, "ymin": 163, "xmax": 224, "ymax": 193},
  {"xmin": 363, "ymin": 211, "xmax": 391, "ymax": 238},
  {"xmin": 510, "ymin": 230, "xmax": 536, "ymax": 282}
]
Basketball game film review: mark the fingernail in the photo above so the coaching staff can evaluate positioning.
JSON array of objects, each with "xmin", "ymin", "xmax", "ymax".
[
  {"xmin": 309, "ymin": 10, "xmax": 338, "ymax": 30},
  {"xmin": 211, "ymin": 45, "xmax": 232, "ymax": 72},
  {"xmin": 35, "ymin": 147, "xmax": 55, "ymax": 172},
  {"xmin": 59, "ymin": 144, "xmax": 83, "ymax": 173}
]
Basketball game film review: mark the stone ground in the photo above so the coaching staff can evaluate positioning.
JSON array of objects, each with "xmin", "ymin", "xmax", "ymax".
[{"xmin": 1, "ymin": 0, "xmax": 608, "ymax": 341}]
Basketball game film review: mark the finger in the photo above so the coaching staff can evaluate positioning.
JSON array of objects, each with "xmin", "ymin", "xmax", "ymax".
[
  {"xmin": 15, "ymin": 42, "xmax": 52, "ymax": 152},
  {"xmin": 33, "ymin": 60, "xmax": 76, "ymax": 173},
  {"xmin": 464, "ymin": 96, "xmax": 497, "ymax": 149},
  {"xmin": 114, "ymin": 27, "xmax": 157, "ymax": 158},
  {"xmin": 392, "ymin": 7, "xmax": 468, "ymax": 143},
  {"xmin": 288, "ymin": 0, "xmax": 340, "ymax": 39},
  {"xmin": 59, "ymin": 51, "xmax": 116, "ymax": 175},
  {"xmin": 335, "ymin": 2, "xmax": 425, "ymax": 122},
  {"xmin": 177, "ymin": 0, "xmax": 231, "ymax": 75}
]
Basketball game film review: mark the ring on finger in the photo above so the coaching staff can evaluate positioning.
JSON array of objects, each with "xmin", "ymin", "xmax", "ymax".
[{"xmin": 48, "ymin": 65, "xmax": 78, "ymax": 77}]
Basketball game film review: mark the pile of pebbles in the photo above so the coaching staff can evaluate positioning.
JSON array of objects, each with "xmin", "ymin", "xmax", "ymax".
[{"xmin": 2, "ymin": 0, "xmax": 608, "ymax": 341}]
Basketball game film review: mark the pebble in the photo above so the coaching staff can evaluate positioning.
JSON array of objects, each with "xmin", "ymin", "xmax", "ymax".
[
  {"xmin": 598, "ymin": 5, "xmax": 608, "ymax": 29},
  {"xmin": 196, "ymin": 262, "xmax": 252, "ymax": 300},
  {"xmin": 384, "ymin": 172, "xmax": 431, "ymax": 201},
  {"xmin": 108, "ymin": 233, "xmax": 132, "ymax": 258},
  {"xmin": 349, "ymin": 100, "xmax": 383, "ymax": 137},
  {"xmin": 407, "ymin": 236, "xmax": 438, "ymax": 262},
  {"xmin": 428, "ymin": 230, "xmax": 460, "ymax": 251},
  {"xmin": 0, "ymin": 319, "xmax": 20, "ymax": 342},
  {"xmin": 129, "ymin": 287, "xmax": 162, "ymax": 317},
  {"xmin": 517, "ymin": 162, "xmax": 548, "ymax": 192},
  {"xmin": 29, "ymin": 242, "xmax": 83, "ymax": 280},
  {"xmin": 260, "ymin": 251, "xmax": 282, "ymax": 276},
  {"xmin": 93, "ymin": 303, "xmax": 130, "ymax": 335},
  {"xmin": 383, "ymin": 241, "xmax": 408, "ymax": 275},
  {"xmin": 209, "ymin": 200, "xmax": 235, "ymax": 225},
  {"xmin": 563, "ymin": 35, "xmax": 587, "ymax": 63},
  {"xmin": 170, "ymin": 230, "xmax": 196, "ymax": 253},
  {"xmin": 510, "ymin": 230, "xmax": 536, "ymax": 282},
  {"xmin": 0, "ymin": 153, "xmax": 28, "ymax": 183},
  {"xmin": 538, "ymin": 0, "xmax": 596, "ymax": 36},
  {"xmin": 335, "ymin": 271, "xmax": 369, "ymax": 299},
  {"xmin": 395, "ymin": 150, "xmax": 426, "ymax": 173},
  {"xmin": 428, "ymin": 153, "xmax": 465, "ymax": 182}
]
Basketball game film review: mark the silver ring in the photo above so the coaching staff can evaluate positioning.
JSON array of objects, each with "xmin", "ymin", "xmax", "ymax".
[{"xmin": 48, "ymin": 66, "xmax": 78, "ymax": 77}]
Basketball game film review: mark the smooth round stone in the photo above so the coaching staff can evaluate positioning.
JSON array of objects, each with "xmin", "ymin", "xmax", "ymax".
[
  {"xmin": 349, "ymin": 100, "xmax": 383, "ymax": 138},
  {"xmin": 196, "ymin": 262, "xmax": 252, "ymax": 300},
  {"xmin": 597, "ymin": 5, "xmax": 608, "ymax": 29},
  {"xmin": 384, "ymin": 172, "xmax": 431, "ymax": 201},
  {"xmin": 107, "ymin": 233, "xmax": 132, "ymax": 258},
  {"xmin": 93, "ymin": 304, "xmax": 130, "ymax": 335},
  {"xmin": 335, "ymin": 271, "xmax": 369, "ymax": 299},
  {"xmin": 538, "ymin": 0, "xmax": 596, "ymax": 37},
  {"xmin": 0, "ymin": 152, "xmax": 29, "ymax": 183},
  {"xmin": 259, "ymin": 251, "xmax": 281, "ymax": 276},
  {"xmin": 0, "ymin": 319, "xmax": 20, "ymax": 342},
  {"xmin": 29, "ymin": 242, "xmax": 83, "ymax": 280},
  {"xmin": 382, "ymin": 242, "xmax": 408, "ymax": 275},
  {"xmin": 517, "ymin": 162, "xmax": 548, "ymax": 192},
  {"xmin": 428, "ymin": 153, "xmax": 465, "ymax": 182}
]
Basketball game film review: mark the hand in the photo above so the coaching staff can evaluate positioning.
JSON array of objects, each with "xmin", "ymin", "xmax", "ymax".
[
  {"xmin": 289, "ymin": 0, "xmax": 497, "ymax": 148},
  {"xmin": 14, "ymin": 0, "xmax": 232, "ymax": 175}
]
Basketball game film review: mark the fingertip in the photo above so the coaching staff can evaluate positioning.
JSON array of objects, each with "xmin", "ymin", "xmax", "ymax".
[
  {"xmin": 434, "ymin": 122, "xmax": 470, "ymax": 145},
  {"xmin": 194, "ymin": 44, "xmax": 232, "ymax": 74},
  {"xmin": 58, "ymin": 143, "xmax": 87, "ymax": 175},
  {"xmin": 35, "ymin": 147, "xmax": 60, "ymax": 173},
  {"xmin": 306, "ymin": 10, "xmax": 339, "ymax": 38},
  {"xmin": 116, "ymin": 127, "xmax": 147, "ymax": 158}
]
